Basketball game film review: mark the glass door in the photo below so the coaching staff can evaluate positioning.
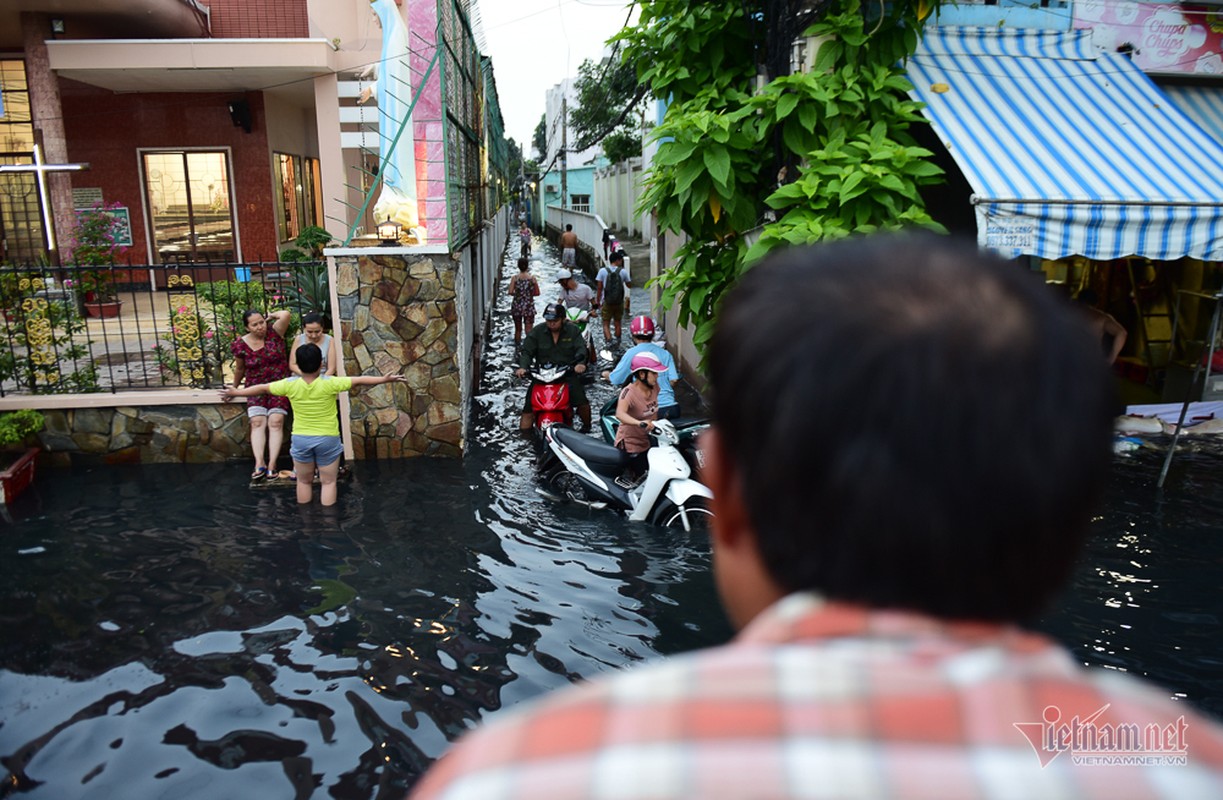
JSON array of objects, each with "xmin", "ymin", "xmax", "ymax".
[{"xmin": 143, "ymin": 151, "xmax": 236, "ymax": 263}]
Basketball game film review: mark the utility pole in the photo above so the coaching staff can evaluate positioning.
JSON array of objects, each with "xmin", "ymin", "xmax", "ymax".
[{"xmin": 561, "ymin": 96, "xmax": 568, "ymax": 210}]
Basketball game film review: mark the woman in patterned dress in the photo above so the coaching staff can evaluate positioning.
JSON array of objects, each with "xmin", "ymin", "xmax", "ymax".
[
  {"xmin": 507, "ymin": 256, "xmax": 540, "ymax": 346},
  {"xmin": 230, "ymin": 308, "xmax": 292, "ymax": 480}
]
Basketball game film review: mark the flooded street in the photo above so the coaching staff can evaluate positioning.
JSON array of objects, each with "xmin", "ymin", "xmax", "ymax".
[
  {"xmin": 2, "ymin": 237, "xmax": 1222, "ymax": 797},
  {"xmin": 0, "ymin": 238, "xmax": 730, "ymax": 799}
]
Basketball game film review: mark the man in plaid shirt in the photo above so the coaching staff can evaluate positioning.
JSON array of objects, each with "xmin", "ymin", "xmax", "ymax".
[{"xmin": 412, "ymin": 234, "xmax": 1223, "ymax": 798}]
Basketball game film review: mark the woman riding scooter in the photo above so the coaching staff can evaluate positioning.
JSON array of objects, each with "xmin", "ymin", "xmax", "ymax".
[{"xmin": 614, "ymin": 352, "xmax": 668, "ymax": 480}]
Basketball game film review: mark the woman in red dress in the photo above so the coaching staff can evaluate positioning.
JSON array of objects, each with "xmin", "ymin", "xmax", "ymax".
[{"xmin": 230, "ymin": 309, "xmax": 292, "ymax": 480}]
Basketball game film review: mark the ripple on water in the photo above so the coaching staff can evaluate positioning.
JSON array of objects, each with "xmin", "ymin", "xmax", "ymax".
[
  {"xmin": 9, "ymin": 239, "xmax": 1222, "ymax": 795},
  {"xmin": 0, "ymin": 238, "xmax": 731, "ymax": 798}
]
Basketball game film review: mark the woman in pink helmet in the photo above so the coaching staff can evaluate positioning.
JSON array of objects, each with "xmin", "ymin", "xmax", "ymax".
[
  {"xmin": 605, "ymin": 315, "xmax": 681, "ymax": 419},
  {"xmin": 613, "ymin": 351, "xmax": 668, "ymax": 478}
]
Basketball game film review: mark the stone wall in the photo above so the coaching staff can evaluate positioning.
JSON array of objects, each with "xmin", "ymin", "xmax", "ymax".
[
  {"xmin": 334, "ymin": 249, "xmax": 463, "ymax": 458},
  {"xmin": 35, "ymin": 404, "xmax": 249, "ymax": 467},
  {"xmin": 8, "ymin": 247, "xmax": 472, "ymax": 466}
]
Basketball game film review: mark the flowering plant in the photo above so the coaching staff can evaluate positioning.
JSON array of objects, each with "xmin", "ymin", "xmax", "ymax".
[{"xmin": 69, "ymin": 203, "xmax": 128, "ymax": 302}]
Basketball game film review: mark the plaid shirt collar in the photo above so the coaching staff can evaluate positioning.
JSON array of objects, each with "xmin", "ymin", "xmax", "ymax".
[{"xmin": 738, "ymin": 591, "xmax": 1061, "ymax": 658}]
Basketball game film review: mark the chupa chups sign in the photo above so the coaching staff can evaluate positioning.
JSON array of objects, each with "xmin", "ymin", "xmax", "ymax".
[{"xmin": 1075, "ymin": 0, "xmax": 1223, "ymax": 75}]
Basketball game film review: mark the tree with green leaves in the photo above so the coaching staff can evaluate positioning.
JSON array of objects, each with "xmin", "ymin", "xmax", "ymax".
[
  {"xmin": 616, "ymin": 0, "xmax": 944, "ymax": 353},
  {"xmin": 570, "ymin": 57, "xmax": 646, "ymax": 165},
  {"xmin": 532, "ymin": 114, "xmax": 548, "ymax": 161}
]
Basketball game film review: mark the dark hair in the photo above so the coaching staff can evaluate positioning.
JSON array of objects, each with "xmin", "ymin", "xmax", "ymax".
[
  {"xmin": 296, "ymin": 342, "xmax": 322, "ymax": 374},
  {"xmin": 610, "ymin": 250, "xmax": 625, "ymax": 263},
  {"xmin": 566, "ymin": 224, "xmax": 573, "ymax": 231},
  {"xmin": 518, "ymin": 257, "xmax": 530, "ymax": 271},
  {"xmin": 1075, "ymin": 288, "xmax": 1100, "ymax": 306},
  {"xmin": 241, "ymin": 309, "xmax": 263, "ymax": 328},
  {"xmin": 708, "ymin": 233, "xmax": 1116, "ymax": 621},
  {"xmin": 302, "ymin": 311, "xmax": 324, "ymax": 328}
]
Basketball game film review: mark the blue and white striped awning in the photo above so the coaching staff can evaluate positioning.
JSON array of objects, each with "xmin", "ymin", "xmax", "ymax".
[
  {"xmin": 1160, "ymin": 84, "xmax": 1223, "ymax": 146},
  {"xmin": 907, "ymin": 27, "xmax": 1223, "ymax": 262}
]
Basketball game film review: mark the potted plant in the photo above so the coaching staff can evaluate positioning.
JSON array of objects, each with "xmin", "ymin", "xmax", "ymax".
[
  {"xmin": 0, "ymin": 408, "xmax": 44, "ymax": 505},
  {"xmin": 71, "ymin": 203, "xmax": 128, "ymax": 318}
]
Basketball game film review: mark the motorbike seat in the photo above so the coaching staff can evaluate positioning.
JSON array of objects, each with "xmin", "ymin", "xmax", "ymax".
[{"xmin": 552, "ymin": 427, "xmax": 631, "ymax": 470}]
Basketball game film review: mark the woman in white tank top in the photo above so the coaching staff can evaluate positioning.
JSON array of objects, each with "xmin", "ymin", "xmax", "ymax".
[{"xmin": 290, "ymin": 312, "xmax": 338, "ymax": 376}]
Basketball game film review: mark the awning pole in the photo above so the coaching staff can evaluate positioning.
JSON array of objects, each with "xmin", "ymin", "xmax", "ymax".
[{"xmin": 1158, "ymin": 292, "xmax": 1223, "ymax": 489}]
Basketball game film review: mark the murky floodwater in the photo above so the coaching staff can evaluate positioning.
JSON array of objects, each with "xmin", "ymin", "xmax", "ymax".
[{"xmin": 2, "ymin": 239, "xmax": 1222, "ymax": 798}]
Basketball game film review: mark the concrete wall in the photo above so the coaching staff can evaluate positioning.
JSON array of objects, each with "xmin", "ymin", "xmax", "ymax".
[{"xmin": 593, "ymin": 158, "xmax": 644, "ymax": 237}]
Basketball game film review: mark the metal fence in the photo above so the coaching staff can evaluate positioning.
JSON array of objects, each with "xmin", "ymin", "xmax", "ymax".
[{"xmin": 0, "ymin": 261, "xmax": 327, "ymax": 397}]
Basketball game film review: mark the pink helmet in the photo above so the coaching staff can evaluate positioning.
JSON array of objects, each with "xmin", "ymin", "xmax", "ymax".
[
  {"xmin": 629, "ymin": 315, "xmax": 655, "ymax": 338},
  {"xmin": 630, "ymin": 352, "xmax": 667, "ymax": 373}
]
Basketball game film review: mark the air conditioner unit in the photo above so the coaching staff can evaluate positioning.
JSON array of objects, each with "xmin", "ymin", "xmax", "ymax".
[{"xmin": 545, "ymin": 184, "xmax": 558, "ymax": 193}]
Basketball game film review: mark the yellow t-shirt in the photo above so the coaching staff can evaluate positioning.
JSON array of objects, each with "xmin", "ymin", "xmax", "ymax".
[{"xmin": 269, "ymin": 375, "xmax": 352, "ymax": 436}]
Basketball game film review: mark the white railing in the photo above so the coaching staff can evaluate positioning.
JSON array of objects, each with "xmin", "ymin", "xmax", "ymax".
[{"xmin": 544, "ymin": 206, "xmax": 611, "ymax": 270}]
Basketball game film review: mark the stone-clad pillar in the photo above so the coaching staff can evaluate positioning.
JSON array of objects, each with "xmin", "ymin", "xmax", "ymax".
[{"xmin": 333, "ymin": 248, "xmax": 463, "ymax": 458}]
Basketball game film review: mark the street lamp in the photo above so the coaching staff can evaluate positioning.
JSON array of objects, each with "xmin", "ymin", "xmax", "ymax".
[{"xmin": 377, "ymin": 218, "xmax": 402, "ymax": 246}]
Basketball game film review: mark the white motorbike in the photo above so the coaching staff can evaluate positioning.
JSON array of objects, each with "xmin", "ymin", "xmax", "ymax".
[{"xmin": 541, "ymin": 419, "xmax": 714, "ymax": 530}]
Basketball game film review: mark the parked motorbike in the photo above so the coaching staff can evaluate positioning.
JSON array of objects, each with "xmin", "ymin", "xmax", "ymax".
[
  {"xmin": 598, "ymin": 397, "xmax": 710, "ymax": 477},
  {"xmin": 541, "ymin": 419, "xmax": 714, "ymax": 530}
]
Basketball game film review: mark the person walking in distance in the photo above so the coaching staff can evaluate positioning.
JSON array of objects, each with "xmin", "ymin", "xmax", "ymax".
[
  {"xmin": 519, "ymin": 222, "xmax": 532, "ymax": 258},
  {"xmin": 596, "ymin": 249, "xmax": 632, "ymax": 346},
  {"xmin": 411, "ymin": 233, "xmax": 1223, "ymax": 799},
  {"xmin": 507, "ymin": 256, "xmax": 540, "ymax": 347},
  {"xmin": 559, "ymin": 224, "xmax": 578, "ymax": 270}
]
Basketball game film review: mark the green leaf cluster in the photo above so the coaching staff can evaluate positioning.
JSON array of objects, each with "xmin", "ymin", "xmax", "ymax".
[
  {"xmin": 0, "ymin": 408, "xmax": 45, "ymax": 448},
  {"xmin": 620, "ymin": 0, "xmax": 945, "ymax": 363}
]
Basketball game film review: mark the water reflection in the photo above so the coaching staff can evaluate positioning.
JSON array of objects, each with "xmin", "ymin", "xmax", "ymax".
[
  {"xmin": 1035, "ymin": 442, "xmax": 1223, "ymax": 719},
  {"xmin": 0, "ymin": 241, "xmax": 730, "ymax": 798},
  {"xmin": 5, "ymin": 241, "xmax": 1223, "ymax": 796}
]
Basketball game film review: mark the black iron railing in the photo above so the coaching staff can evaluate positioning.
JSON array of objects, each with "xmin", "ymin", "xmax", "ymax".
[{"xmin": 0, "ymin": 261, "xmax": 329, "ymax": 397}]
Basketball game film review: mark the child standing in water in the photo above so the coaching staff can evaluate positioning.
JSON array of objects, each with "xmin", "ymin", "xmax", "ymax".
[
  {"xmin": 507, "ymin": 256, "xmax": 540, "ymax": 346},
  {"xmin": 220, "ymin": 344, "xmax": 406, "ymax": 506}
]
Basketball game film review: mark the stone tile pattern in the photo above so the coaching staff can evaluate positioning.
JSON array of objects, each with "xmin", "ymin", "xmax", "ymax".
[
  {"xmin": 335, "ymin": 251, "xmax": 462, "ymax": 458},
  {"xmin": 35, "ymin": 405, "xmax": 251, "ymax": 467},
  {"xmin": 22, "ymin": 250, "xmax": 463, "ymax": 465}
]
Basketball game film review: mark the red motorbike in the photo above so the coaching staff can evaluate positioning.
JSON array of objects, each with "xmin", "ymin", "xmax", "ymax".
[{"xmin": 527, "ymin": 364, "xmax": 572, "ymax": 429}]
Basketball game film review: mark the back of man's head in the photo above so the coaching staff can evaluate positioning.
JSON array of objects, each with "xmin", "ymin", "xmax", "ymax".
[{"xmin": 708, "ymin": 233, "xmax": 1116, "ymax": 622}]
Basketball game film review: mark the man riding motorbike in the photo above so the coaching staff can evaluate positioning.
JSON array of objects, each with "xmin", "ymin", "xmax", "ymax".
[{"xmin": 516, "ymin": 303, "xmax": 591, "ymax": 432}]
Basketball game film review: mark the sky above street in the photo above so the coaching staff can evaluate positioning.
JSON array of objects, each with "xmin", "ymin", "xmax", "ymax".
[{"xmin": 478, "ymin": 0, "xmax": 639, "ymax": 154}]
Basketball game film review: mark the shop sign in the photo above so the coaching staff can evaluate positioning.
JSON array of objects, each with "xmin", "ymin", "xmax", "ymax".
[
  {"xmin": 985, "ymin": 219, "xmax": 1037, "ymax": 253},
  {"xmin": 1074, "ymin": 0, "xmax": 1223, "ymax": 75}
]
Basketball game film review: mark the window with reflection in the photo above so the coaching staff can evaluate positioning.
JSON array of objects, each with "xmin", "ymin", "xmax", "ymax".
[
  {"xmin": 142, "ymin": 150, "xmax": 236, "ymax": 264},
  {"xmin": 273, "ymin": 153, "xmax": 320, "ymax": 244},
  {"xmin": 0, "ymin": 59, "xmax": 44, "ymax": 263}
]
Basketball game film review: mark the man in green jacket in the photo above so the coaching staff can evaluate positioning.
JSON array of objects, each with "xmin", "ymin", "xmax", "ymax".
[{"xmin": 515, "ymin": 303, "xmax": 590, "ymax": 431}]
